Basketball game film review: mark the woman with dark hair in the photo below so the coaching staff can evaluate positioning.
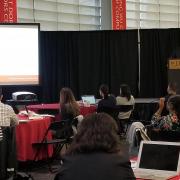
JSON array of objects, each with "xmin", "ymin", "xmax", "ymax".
[
  {"xmin": 116, "ymin": 84, "xmax": 135, "ymax": 120},
  {"xmin": 54, "ymin": 113, "xmax": 135, "ymax": 180},
  {"xmin": 160, "ymin": 82, "xmax": 177, "ymax": 116},
  {"xmin": 151, "ymin": 95, "xmax": 180, "ymax": 131},
  {"xmin": 97, "ymin": 84, "xmax": 116, "ymax": 112},
  {"xmin": 60, "ymin": 87, "xmax": 80, "ymax": 120}
]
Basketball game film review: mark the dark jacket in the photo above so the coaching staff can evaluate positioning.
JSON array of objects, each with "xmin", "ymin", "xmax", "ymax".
[
  {"xmin": 54, "ymin": 152, "xmax": 135, "ymax": 180},
  {"xmin": 97, "ymin": 95, "xmax": 116, "ymax": 112}
]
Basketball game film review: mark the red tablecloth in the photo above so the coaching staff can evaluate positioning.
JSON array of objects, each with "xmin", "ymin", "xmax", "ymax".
[
  {"xmin": 80, "ymin": 105, "xmax": 97, "ymax": 116},
  {"xmin": 17, "ymin": 104, "xmax": 96, "ymax": 161},
  {"xmin": 27, "ymin": 103, "xmax": 97, "ymax": 117},
  {"xmin": 16, "ymin": 116, "xmax": 53, "ymax": 161}
]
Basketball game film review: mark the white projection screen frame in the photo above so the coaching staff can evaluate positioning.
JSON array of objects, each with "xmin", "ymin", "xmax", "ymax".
[{"xmin": 0, "ymin": 23, "xmax": 40, "ymax": 85}]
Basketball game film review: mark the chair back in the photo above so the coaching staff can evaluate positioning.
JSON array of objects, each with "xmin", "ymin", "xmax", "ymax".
[
  {"xmin": 50, "ymin": 119, "xmax": 78, "ymax": 139},
  {"xmin": 97, "ymin": 106, "xmax": 118, "ymax": 119},
  {"xmin": 49, "ymin": 121, "xmax": 65, "ymax": 131},
  {"xmin": 116, "ymin": 105, "xmax": 134, "ymax": 134},
  {"xmin": 149, "ymin": 129, "xmax": 180, "ymax": 142},
  {"xmin": 115, "ymin": 105, "xmax": 133, "ymax": 112},
  {"xmin": 97, "ymin": 105, "xmax": 133, "ymax": 120}
]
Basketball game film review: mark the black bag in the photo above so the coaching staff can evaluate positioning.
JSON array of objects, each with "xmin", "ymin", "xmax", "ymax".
[{"xmin": 13, "ymin": 172, "xmax": 34, "ymax": 180}]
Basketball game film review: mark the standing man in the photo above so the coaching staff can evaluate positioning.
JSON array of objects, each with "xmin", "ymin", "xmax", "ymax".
[{"xmin": 0, "ymin": 88, "xmax": 19, "ymax": 127}]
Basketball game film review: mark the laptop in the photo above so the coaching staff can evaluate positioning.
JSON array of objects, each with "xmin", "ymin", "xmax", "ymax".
[
  {"xmin": 81, "ymin": 95, "xmax": 96, "ymax": 105},
  {"xmin": 133, "ymin": 141, "xmax": 180, "ymax": 180}
]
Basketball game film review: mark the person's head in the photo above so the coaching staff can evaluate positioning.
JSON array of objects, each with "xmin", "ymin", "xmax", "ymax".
[
  {"xmin": 60, "ymin": 87, "xmax": 76, "ymax": 105},
  {"xmin": 99, "ymin": 84, "xmax": 109, "ymax": 98},
  {"xmin": 60, "ymin": 87, "xmax": 80, "ymax": 117},
  {"xmin": 0, "ymin": 88, "xmax": 3, "ymax": 101},
  {"xmin": 167, "ymin": 95, "xmax": 180, "ymax": 120},
  {"xmin": 67, "ymin": 113, "xmax": 121, "ymax": 155},
  {"xmin": 120, "ymin": 84, "xmax": 131, "ymax": 101},
  {"xmin": 167, "ymin": 82, "xmax": 177, "ymax": 95}
]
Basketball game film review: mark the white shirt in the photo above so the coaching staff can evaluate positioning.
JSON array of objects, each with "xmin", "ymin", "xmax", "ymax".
[
  {"xmin": 116, "ymin": 95, "xmax": 135, "ymax": 119},
  {"xmin": 0, "ymin": 102, "xmax": 19, "ymax": 126}
]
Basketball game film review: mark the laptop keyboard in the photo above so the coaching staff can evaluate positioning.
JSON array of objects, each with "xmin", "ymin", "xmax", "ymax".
[{"xmin": 134, "ymin": 170, "xmax": 176, "ymax": 180}]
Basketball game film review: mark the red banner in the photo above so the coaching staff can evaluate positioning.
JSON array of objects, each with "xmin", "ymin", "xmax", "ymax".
[
  {"xmin": 0, "ymin": 0, "xmax": 17, "ymax": 23},
  {"xmin": 112, "ymin": 0, "xmax": 126, "ymax": 30}
]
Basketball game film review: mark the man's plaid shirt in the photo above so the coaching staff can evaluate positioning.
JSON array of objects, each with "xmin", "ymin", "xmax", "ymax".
[{"xmin": 0, "ymin": 102, "xmax": 18, "ymax": 126}]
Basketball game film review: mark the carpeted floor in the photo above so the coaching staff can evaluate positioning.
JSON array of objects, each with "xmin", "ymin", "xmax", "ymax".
[
  {"xmin": 29, "ymin": 169, "xmax": 56, "ymax": 180},
  {"xmin": 29, "ymin": 161, "xmax": 61, "ymax": 180},
  {"xmin": 8, "ymin": 139, "xmax": 139, "ymax": 180},
  {"xmin": 7, "ymin": 160, "xmax": 61, "ymax": 180}
]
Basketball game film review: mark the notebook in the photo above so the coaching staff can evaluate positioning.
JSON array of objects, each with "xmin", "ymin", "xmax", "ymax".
[
  {"xmin": 133, "ymin": 141, "xmax": 180, "ymax": 180},
  {"xmin": 81, "ymin": 95, "xmax": 96, "ymax": 105}
]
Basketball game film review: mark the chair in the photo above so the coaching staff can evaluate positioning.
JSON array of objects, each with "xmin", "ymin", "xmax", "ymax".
[
  {"xmin": 147, "ymin": 127, "xmax": 180, "ymax": 142},
  {"xmin": 33, "ymin": 119, "xmax": 76, "ymax": 170},
  {"xmin": 115, "ymin": 105, "xmax": 134, "ymax": 134},
  {"xmin": 97, "ymin": 106, "xmax": 118, "ymax": 119},
  {"xmin": 126, "ymin": 122, "xmax": 151, "ymax": 154},
  {"xmin": 97, "ymin": 105, "xmax": 133, "ymax": 134}
]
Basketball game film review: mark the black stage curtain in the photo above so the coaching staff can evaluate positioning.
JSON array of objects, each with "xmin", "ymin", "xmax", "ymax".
[
  {"xmin": 108, "ymin": 31, "xmax": 139, "ymax": 96},
  {"xmin": 140, "ymin": 29, "xmax": 180, "ymax": 97},
  {"xmin": 40, "ymin": 30, "xmax": 138, "ymax": 102}
]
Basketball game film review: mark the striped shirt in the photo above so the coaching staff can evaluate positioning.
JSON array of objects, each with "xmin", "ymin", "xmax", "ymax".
[{"xmin": 0, "ymin": 102, "xmax": 19, "ymax": 127}]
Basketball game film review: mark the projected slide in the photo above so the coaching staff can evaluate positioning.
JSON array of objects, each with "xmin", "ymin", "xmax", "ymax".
[{"xmin": 0, "ymin": 24, "xmax": 39, "ymax": 85}]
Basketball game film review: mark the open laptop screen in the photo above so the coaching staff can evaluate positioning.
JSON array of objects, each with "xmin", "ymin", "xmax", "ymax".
[
  {"xmin": 139, "ymin": 143, "xmax": 180, "ymax": 171},
  {"xmin": 81, "ymin": 95, "xmax": 96, "ymax": 104}
]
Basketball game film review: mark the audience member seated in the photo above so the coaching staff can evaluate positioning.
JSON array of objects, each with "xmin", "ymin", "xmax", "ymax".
[
  {"xmin": 150, "ymin": 95, "xmax": 180, "ymax": 141},
  {"xmin": 54, "ymin": 113, "xmax": 135, "ymax": 180},
  {"xmin": 0, "ymin": 88, "xmax": 19, "ymax": 179},
  {"xmin": 116, "ymin": 84, "xmax": 135, "ymax": 133},
  {"xmin": 60, "ymin": 87, "xmax": 80, "ymax": 120},
  {"xmin": 160, "ymin": 82, "xmax": 177, "ymax": 116},
  {"xmin": 59, "ymin": 87, "xmax": 82, "ymax": 137},
  {"xmin": 97, "ymin": 84, "xmax": 116, "ymax": 113}
]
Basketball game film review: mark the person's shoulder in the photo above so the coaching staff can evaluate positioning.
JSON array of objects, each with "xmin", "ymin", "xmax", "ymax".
[
  {"xmin": 116, "ymin": 96, "xmax": 121, "ymax": 100},
  {"xmin": 109, "ymin": 94, "xmax": 115, "ymax": 98},
  {"xmin": 98, "ymin": 98, "xmax": 104, "ymax": 105},
  {"xmin": 116, "ymin": 96, "xmax": 127, "ymax": 103},
  {"xmin": 1, "ymin": 103, "xmax": 13, "ymax": 111},
  {"xmin": 130, "ymin": 95, "xmax": 135, "ymax": 102},
  {"xmin": 64, "ymin": 152, "xmax": 129, "ymax": 162},
  {"xmin": 108, "ymin": 94, "xmax": 116, "ymax": 101},
  {"xmin": 164, "ymin": 94, "xmax": 172, "ymax": 102}
]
